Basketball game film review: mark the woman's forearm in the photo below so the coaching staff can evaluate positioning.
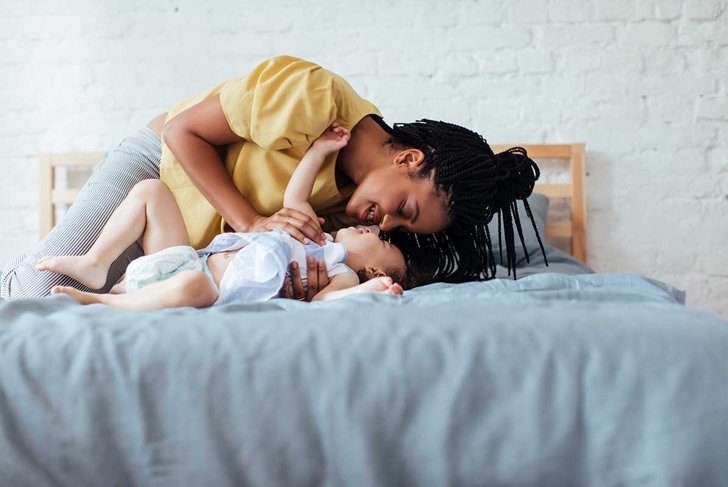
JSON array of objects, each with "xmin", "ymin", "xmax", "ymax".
[{"xmin": 163, "ymin": 124, "xmax": 259, "ymax": 232}]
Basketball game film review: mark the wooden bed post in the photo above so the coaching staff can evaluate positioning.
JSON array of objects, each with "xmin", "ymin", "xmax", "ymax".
[
  {"xmin": 37, "ymin": 153, "xmax": 105, "ymax": 238},
  {"xmin": 570, "ymin": 144, "xmax": 587, "ymax": 263},
  {"xmin": 39, "ymin": 154, "xmax": 54, "ymax": 238}
]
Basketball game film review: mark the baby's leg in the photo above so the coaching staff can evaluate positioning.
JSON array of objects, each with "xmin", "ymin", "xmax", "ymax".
[
  {"xmin": 37, "ymin": 180, "xmax": 189, "ymax": 290},
  {"xmin": 52, "ymin": 270, "xmax": 218, "ymax": 310}
]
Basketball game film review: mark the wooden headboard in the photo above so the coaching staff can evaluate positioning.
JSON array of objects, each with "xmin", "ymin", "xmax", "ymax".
[{"xmin": 38, "ymin": 144, "xmax": 587, "ymax": 263}]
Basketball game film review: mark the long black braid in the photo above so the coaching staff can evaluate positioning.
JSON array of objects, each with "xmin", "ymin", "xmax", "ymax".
[{"xmin": 374, "ymin": 117, "xmax": 548, "ymax": 285}]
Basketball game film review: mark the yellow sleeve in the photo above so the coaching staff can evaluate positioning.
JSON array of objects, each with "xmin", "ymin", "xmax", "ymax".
[{"xmin": 219, "ymin": 55, "xmax": 338, "ymax": 151}]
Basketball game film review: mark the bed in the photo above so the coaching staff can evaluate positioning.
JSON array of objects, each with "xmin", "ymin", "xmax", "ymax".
[{"xmin": 1, "ymin": 145, "xmax": 726, "ymax": 486}]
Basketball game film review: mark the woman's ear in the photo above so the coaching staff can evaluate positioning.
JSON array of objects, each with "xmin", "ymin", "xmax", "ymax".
[{"xmin": 393, "ymin": 149, "xmax": 425, "ymax": 173}]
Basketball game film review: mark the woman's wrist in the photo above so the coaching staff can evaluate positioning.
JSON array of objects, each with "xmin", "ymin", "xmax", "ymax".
[{"xmin": 227, "ymin": 211, "xmax": 262, "ymax": 233}]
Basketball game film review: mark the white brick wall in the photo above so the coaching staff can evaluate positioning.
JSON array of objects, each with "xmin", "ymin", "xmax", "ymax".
[{"xmin": 1, "ymin": 0, "xmax": 726, "ymax": 317}]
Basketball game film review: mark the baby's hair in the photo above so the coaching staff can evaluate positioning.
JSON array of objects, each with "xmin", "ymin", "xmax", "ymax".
[{"xmin": 375, "ymin": 117, "xmax": 547, "ymax": 284}]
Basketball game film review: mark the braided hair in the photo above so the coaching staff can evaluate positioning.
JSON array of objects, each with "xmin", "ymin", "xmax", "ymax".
[{"xmin": 374, "ymin": 117, "xmax": 548, "ymax": 285}]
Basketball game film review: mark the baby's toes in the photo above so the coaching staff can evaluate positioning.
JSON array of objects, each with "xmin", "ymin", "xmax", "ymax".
[
  {"xmin": 35, "ymin": 256, "xmax": 54, "ymax": 270},
  {"xmin": 50, "ymin": 285, "xmax": 65, "ymax": 294}
]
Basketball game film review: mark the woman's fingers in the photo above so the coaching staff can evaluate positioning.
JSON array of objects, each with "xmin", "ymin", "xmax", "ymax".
[
  {"xmin": 289, "ymin": 261, "xmax": 306, "ymax": 299},
  {"xmin": 305, "ymin": 257, "xmax": 318, "ymax": 301},
  {"xmin": 281, "ymin": 223, "xmax": 310, "ymax": 244},
  {"xmin": 276, "ymin": 209, "xmax": 324, "ymax": 244},
  {"xmin": 254, "ymin": 210, "xmax": 322, "ymax": 245},
  {"xmin": 318, "ymin": 261, "xmax": 329, "ymax": 290},
  {"xmin": 307, "ymin": 259, "xmax": 329, "ymax": 301},
  {"xmin": 279, "ymin": 277, "xmax": 293, "ymax": 299}
]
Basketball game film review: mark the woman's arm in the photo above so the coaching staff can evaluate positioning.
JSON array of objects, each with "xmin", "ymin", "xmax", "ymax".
[
  {"xmin": 162, "ymin": 94, "xmax": 256, "ymax": 232},
  {"xmin": 163, "ymin": 94, "xmax": 324, "ymax": 243}
]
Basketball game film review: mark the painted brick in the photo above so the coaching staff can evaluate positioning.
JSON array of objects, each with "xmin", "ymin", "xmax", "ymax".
[
  {"xmin": 517, "ymin": 50, "xmax": 554, "ymax": 73},
  {"xmin": 449, "ymin": 25, "xmax": 532, "ymax": 49},
  {"xmin": 677, "ymin": 21, "xmax": 726, "ymax": 46},
  {"xmin": 621, "ymin": 21, "xmax": 677, "ymax": 46},
  {"xmin": 507, "ymin": 0, "xmax": 549, "ymax": 23},
  {"xmin": 455, "ymin": 0, "xmax": 507, "ymax": 25},
  {"xmin": 595, "ymin": 0, "xmax": 638, "ymax": 21},
  {"xmin": 696, "ymin": 96, "xmax": 728, "ymax": 120},
  {"xmin": 538, "ymin": 24, "xmax": 615, "ymax": 48},
  {"xmin": 557, "ymin": 47, "xmax": 603, "ymax": 72},
  {"xmin": 684, "ymin": 0, "xmax": 724, "ymax": 20},
  {"xmin": 547, "ymin": 1, "xmax": 597, "ymax": 22},
  {"xmin": 635, "ymin": 0, "xmax": 685, "ymax": 20}
]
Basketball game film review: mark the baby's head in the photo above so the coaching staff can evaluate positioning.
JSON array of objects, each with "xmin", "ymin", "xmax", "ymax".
[{"xmin": 335, "ymin": 225, "xmax": 410, "ymax": 285}]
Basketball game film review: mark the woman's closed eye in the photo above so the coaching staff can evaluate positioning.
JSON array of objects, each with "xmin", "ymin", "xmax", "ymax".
[{"xmin": 398, "ymin": 202, "xmax": 409, "ymax": 219}]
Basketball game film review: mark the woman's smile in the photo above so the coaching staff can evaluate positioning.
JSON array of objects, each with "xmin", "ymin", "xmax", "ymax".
[{"xmin": 359, "ymin": 204, "xmax": 380, "ymax": 225}]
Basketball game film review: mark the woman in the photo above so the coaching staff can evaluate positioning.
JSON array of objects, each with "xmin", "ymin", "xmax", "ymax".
[{"xmin": 1, "ymin": 55, "xmax": 542, "ymax": 300}]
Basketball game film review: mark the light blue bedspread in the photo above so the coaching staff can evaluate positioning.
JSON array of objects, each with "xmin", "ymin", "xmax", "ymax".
[{"xmin": 1, "ymin": 247, "xmax": 726, "ymax": 486}]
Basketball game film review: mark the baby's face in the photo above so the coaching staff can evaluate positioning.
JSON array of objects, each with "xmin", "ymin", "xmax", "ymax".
[{"xmin": 335, "ymin": 226, "xmax": 405, "ymax": 277}]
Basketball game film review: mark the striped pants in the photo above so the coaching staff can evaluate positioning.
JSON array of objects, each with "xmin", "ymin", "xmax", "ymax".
[{"xmin": 1, "ymin": 127, "xmax": 162, "ymax": 299}]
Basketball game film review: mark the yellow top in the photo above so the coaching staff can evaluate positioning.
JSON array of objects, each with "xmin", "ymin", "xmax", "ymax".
[{"xmin": 160, "ymin": 55, "xmax": 382, "ymax": 248}]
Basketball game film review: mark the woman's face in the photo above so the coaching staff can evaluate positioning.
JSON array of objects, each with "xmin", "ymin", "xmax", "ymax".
[{"xmin": 346, "ymin": 164, "xmax": 451, "ymax": 234}]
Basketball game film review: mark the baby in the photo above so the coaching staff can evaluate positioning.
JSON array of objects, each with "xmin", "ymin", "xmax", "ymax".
[{"xmin": 36, "ymin": 122, "xmax": 407, "ymax": 310}]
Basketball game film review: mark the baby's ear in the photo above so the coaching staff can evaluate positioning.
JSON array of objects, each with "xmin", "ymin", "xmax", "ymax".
[{"xmin": 364, "ymin": 266, "xmax": 386, "ymax": 280}]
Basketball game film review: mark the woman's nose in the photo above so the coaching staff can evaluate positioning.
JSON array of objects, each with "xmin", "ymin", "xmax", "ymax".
[{"xmin": 379, "ymin": 214, "xmax": 396, "ymax": 232}]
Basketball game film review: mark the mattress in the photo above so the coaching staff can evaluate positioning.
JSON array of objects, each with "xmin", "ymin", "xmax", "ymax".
[{"xmin": 1, "ymin": 245, "xmax": 726, "ymax": 486}]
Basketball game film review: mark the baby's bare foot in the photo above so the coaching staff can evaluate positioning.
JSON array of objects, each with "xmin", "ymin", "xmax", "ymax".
[
  {"xmin": 36, "ymin": 255, "xmax": 109, "ymax": 290},
  {"xmin": 51, "ymin": 285, "xmax": 104, "ymax": 305}
]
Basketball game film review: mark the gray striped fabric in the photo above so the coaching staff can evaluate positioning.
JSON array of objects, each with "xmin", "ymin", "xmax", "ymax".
[{"xmin": 1, "ymin": 127, "xmax": 162, "ymax": 299}]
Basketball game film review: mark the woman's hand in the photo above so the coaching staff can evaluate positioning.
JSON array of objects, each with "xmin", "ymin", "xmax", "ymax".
[
  {"xmin": 279, "ymin": 257, "xmax": 330, "ymax": 301},
  {"xmin": 248, "ymin": 208, "xmax": 326, "ymax": 245}
]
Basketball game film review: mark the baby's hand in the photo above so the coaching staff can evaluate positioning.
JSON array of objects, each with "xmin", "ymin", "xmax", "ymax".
[
  {"xmin": 357, "ymin": 276, "xmax": 404, "ymax": 296},
  {"xmin": 311, "ymin": 122, "xmax": 350, "ymax": 154}
]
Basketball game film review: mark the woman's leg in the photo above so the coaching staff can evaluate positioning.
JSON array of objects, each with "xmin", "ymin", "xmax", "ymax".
[
  {"xmin": 52, "ymin": 270, "xmax": 218, "ymax": 310},
  {"xmin": 35, "ymin": 179, "xmax": 190, "ymax": 290},
  {"xmin": 0, "ymin": 128, "xmax": 162, "ymax": 298}
]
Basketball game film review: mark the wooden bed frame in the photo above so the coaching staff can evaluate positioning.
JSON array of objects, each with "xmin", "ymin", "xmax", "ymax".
[{"xmin": 38, "ymin": 144, "xmax": 587, "ymax": 263}]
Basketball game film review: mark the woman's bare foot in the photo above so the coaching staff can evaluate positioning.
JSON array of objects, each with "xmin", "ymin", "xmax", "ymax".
[
  {"xmin": 51, "ymin": 285, "xmax": 105, "ymax": 305},
  {"xmin": 36, "ymin": 255, "xmax": 109, "ymax": 290}
]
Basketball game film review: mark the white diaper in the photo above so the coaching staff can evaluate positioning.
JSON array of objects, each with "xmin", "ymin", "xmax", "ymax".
[{"xmin": 125, "ymin": 245, "xmax": 213, "ymax": 292}]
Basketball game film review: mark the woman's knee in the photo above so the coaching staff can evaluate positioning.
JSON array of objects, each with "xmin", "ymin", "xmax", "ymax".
[
  {"xmin": 0, "ymin": 262, "xmax": 14, "ymax": 299},
  {"xmin": 1, "ymin": 258, "xmax": 58, "ymax": 299}
]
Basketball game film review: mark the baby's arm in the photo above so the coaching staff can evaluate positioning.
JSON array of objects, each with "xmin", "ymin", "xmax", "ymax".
[
  {"xmin": 312, "ymin": 273, "xmax": 404, "ymax": 302},
  {"xmin": 283, "ymin": 122, "xmax": 350, "ymax": 224}
]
